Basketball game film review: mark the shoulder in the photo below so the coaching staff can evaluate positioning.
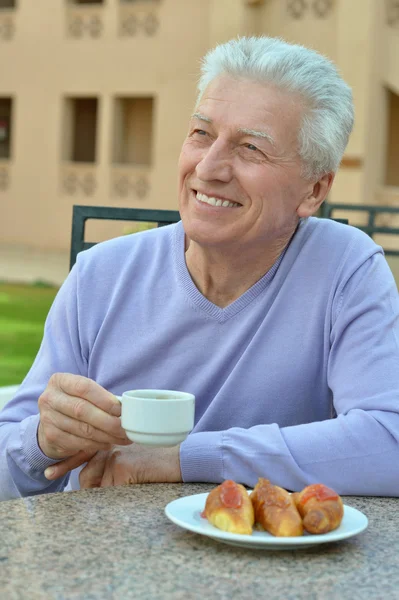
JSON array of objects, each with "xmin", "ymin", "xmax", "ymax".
[
  {"xmin": 303, "ymin": 217, "xmax": 383, "ymax": 265},
  {"xmin": 304, "ymin": 217, "xmax": 397, "ymax": 305},
  {"xmin": 283, "ymin": 217, "xmax": 387, "ymax": 294},
  {"xmin": 74, "ymin": 222, "xmax": 180, "ymax": 278}
]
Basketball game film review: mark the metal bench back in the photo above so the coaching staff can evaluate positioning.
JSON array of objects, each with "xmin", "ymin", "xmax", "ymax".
[
  {"xmin": 70, "ymin": 203, "xmax": 353, "ymax": 271},
  {"xmin": 70, "ymin": 205, "xmax": 181, "ymax": 270},
  {"xmin": 321, "ymin": 202, "xmax": 399, "ymax": 256}
]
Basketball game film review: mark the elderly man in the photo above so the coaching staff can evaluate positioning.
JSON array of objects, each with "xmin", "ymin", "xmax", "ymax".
[{"xmin": 1, "ymin": 37, "xmax": 398, "ymax": 500}]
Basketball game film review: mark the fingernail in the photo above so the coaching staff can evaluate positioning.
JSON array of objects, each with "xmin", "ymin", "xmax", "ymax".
[
  {"xmin": 45, "ymin": 467, "xmax": 55, "ymax": 479},
  {"xmin": 110, "ymin": 404, "xmax": 122, "ymax": 417}
]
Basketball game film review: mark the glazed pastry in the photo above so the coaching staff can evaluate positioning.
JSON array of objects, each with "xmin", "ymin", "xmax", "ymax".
[
  {"xmin": 203, "ymin": 480, "xmax": 255, "ymax": 535},
  {"xmin": 292, "ymin": 483, "xmax": 344, "ymax": 534},
  {"xmin": 250, "ymin": 478, "xmax": 303, "ymax": 537}
]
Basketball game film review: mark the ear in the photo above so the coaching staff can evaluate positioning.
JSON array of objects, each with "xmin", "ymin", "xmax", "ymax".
[{"xmin": 297, "ymin": 172, "xmax": 335, "ymax": 218}]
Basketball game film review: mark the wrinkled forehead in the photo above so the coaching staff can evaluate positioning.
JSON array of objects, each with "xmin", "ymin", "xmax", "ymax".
[
  {"xmin": 192, "ymin": 110, "xmax": 277, "ymax": 148},
  {"xmin": 194, "ymin": 75, "xmax": 305, "ymax": 154}
]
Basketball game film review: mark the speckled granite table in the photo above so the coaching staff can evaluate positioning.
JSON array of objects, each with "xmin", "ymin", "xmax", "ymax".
[{"xmin": 0, "ymin": 484, "xmax": 397, "ymax": 600}]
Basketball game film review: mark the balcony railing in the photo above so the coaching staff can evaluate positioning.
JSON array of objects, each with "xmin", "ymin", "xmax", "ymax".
[
  {"xmin": 0, "ymin": 9, "xmax": 15, "ymax": 41},
  {"xmin": 61, "ymin": 163, "xmax": 97, "ymax": 197},
  {"xmin": 111, "ymin": 165, "xmax": 151, "ymax": 200},
  {"xmin": 386, "ymin": 0, "xmax": 399, "ymax": 26},
  {"xmin": 0, "ymin": 160, "xmax": 11, "ymax": 192},
  {"xmin": 119, "ymin": 0, "xmax": 161, "ymax": 37},
  {"xmin": 287, "ymin": 0, "xmax": 334, "ymax": 20},
  {"xmin": 66, "ymin": 4, "xmax": 104, "ymax": 39}
]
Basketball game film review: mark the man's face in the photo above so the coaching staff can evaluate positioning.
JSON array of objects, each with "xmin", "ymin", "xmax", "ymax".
[{"xmin": 178, "ymin": 75, "xmax": 322, "ymax": 252}]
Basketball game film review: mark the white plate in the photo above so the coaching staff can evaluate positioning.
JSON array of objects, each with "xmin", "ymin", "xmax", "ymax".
[{"xmin": 165, "ymin": 492, "xmax": 368, "ymax": 550}]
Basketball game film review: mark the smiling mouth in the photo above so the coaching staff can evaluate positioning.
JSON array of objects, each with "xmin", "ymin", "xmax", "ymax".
[{"xmin": 195, "ymin": 191, "xmax": 241, "ymax": 208}]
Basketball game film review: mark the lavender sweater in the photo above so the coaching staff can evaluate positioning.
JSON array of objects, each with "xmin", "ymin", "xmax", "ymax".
[{"xmin": 1, "ymin": 218, "xmax": 399, "ymax": 500}]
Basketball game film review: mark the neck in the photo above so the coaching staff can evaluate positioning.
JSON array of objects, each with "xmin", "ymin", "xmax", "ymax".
[{"xmin": 185, "ymin": 233, "xmax": 294, "ymax": 308}]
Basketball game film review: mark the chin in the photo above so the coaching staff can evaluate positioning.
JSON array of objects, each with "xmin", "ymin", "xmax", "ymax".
[{"xmin": 187, "ymin": 228, "xmax": 234, "ymax": 250}]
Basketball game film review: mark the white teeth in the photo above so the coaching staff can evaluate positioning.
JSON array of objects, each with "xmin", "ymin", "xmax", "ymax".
[{"xmin": 196, "ymin": 191, "xmax": 239, "ymax": 208}]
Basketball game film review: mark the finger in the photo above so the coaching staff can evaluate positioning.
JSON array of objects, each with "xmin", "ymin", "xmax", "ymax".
[
  {"xmin": 44, "ymin": 450, "xmax": 95, "ymax": 480},
  {"xmin": 80, "ymin": 451, "xmax": 109, "ymax": 489},
  {"xmin": 100, "ymin": 451, "xmax": 117, "ymax": 487},
  {"xmin": 44, "ymin": 387, "xmax": 125, "ymax": 440},
  {"xmin": 49, "ymin": 373, "xmax": 122, "ymax": 417},
  {"xmin": 40, "ymin": 423, "xmax": 112, "ymax": 459},
  {"xmin": 42, "ymin": 408, "xmax": 129, "ymax": 447}
]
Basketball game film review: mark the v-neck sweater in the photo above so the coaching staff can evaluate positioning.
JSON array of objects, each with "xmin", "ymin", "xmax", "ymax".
[
  {"xmin": 174, "ymin": 223, "xmax": 286, "ymax": 323},
  {"xmin": 1, "ymin": 217, "xmax": 399, "ymax": 499}
]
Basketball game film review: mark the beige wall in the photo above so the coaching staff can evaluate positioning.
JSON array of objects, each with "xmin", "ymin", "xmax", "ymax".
[
  {"xmin": 0, "ymin": 0, "xmax": 399, "ymax": 252},
  {"xmin": 0, "ymin": 0, "xmax": 211, "ymax": 248}
]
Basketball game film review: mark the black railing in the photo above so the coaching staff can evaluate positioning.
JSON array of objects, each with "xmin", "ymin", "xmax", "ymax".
[
  {"xmin": 70, "ymin": 202, "xmax": 399, "ymax": 271},
  {"xmin": 321, "ymin": 202, "xmax": 399, "ymax": 256},
  {"xmin": 70, "ymin": 205, "xmax": 180, "ymax": 270}
]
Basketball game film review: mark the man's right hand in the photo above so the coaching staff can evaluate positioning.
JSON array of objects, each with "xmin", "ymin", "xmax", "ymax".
[{"xmin": 38, "ymin": 373, "xmax": 130, "ymax": 462}]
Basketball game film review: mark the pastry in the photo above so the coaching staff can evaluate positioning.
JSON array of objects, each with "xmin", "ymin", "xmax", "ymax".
[
  {"xmin": 250, "ymin": 478, "xmax": 303, "ymax": 537},
  {"xmin": 292, "ymin": 483, "xmax": 344, "ymax": 534},
  {"xmin": 203, "ymin": 480, "xmax": 255, "ymax": 535}
]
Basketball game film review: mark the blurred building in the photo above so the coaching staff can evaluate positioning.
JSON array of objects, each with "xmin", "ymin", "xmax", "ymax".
[{"xmin": 0, "ymin": 0, "xmax": 398, "ymax": 252}]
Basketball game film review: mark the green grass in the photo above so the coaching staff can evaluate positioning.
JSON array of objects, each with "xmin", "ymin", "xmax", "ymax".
[{"xmin": 0, "ymin": 283, "xmax": 59, "ymax": 386}]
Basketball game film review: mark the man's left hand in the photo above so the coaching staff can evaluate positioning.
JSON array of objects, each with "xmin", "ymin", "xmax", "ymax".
[{"xmin": 78, "ymin": 444, "xmax": 182, "ymax": 488}]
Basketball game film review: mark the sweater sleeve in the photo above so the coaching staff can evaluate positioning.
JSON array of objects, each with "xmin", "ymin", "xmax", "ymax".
[
  {"xmin": 180, "ymin": 252, "xmax": 399, "ymax": 496},
  {"xmin": 0, "ymin": 265, "xmax": 88, "ymax": 501}
]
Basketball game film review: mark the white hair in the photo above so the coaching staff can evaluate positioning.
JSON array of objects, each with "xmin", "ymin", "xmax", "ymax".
[{"xmin": 196, "ymin": 36, "xmax": 354, "ymax": 179}]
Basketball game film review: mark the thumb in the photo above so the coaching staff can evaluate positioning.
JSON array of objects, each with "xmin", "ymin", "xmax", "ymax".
[
  {"xmin": 44, "ymin": 449, "xmax": 96, "ymax": 480},
  {"xmin": 80, "ymin": 450, "xmax": 109, "ymax": 489}
]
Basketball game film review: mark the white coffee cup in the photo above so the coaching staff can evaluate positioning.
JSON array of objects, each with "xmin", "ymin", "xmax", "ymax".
[{"xmin": 118, "ymin": 389, "xmax": 195, "ymax": 447}]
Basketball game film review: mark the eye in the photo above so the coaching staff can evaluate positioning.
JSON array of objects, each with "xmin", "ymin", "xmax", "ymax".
[
  {"xmin": 245, "ymin": 143, "xmax": 259, "ymax": 152},
  {"xmin": 193, "ymin": 129, "xmax": 207, "ymax": 136}
]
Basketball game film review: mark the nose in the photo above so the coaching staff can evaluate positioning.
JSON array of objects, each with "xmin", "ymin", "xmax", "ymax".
[{"xmin": 195, "ymin": 139, "xmax": 233, "ymax": 183}]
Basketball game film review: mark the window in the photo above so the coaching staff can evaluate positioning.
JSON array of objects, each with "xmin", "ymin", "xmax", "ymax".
[
  {"xmin": 72, "ymin": 0, "xmax": 104, "ymax": 5},
  {"xmin": 0, "ymin": 98, "xmax": 13, "ymax": 159},
  {"xmin": 113, "ymin": 97, "xmax": 154, "ymax": 166},
  {"xmin": 63, "ymin": 97, "xmax": 99, "ymax": 163},
  {"xmin": 385, "ymin": 88, "xmax": 399, "ymax": 187},
  {"xmin": 0, "ymin": 0, "xmax": 16, "ymax": 8}
]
